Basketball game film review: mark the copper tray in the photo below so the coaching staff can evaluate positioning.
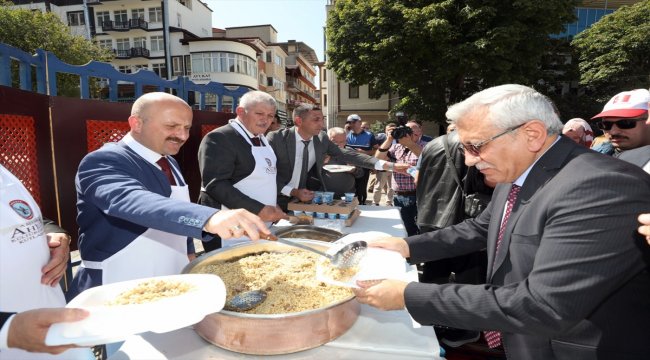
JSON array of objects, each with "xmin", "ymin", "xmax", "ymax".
[
  {"xmin": 182, "ymin": 240, "xmax": 360, "ymax": 355},
  {"xmin": 274, "ymin": 225, "xmax": 344, "ymax": 242}
]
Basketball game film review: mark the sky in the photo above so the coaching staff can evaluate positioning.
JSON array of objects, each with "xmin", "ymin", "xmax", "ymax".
[{"xmin": 206, "ymin": 0, "xmax": 328, "ymax": 63}]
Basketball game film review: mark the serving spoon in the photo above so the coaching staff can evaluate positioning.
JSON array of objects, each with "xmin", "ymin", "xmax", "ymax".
[
  {"xmin": 262, "ymin": 233, "xmax": 367, "ymax": 269},
  {"xmin": 224, "ymin": 289, "xmax": 267, "ymax": 312}
]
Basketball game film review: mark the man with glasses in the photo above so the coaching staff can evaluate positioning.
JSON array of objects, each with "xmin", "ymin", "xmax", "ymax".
[
  {"xmin": 353, "ymin": 84, "xmax": 650, "ymax": 359},
  {"xmin": 591, "ymin": 89, "xmax": 650, "ymax": 168}
]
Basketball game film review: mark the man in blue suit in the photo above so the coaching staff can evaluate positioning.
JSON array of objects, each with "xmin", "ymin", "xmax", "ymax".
[{"xmin": 68, "ymin": 92, "xmax": 268, "ymax": 300}]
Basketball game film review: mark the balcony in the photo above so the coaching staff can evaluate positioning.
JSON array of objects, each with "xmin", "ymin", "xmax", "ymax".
[
  {"xmin": 114, "ymin": 47, "xmax": 150, "ymax": 59},
  {"xmin": 100, "ymin": 18, "xmax": 148, "ymax": 32}
]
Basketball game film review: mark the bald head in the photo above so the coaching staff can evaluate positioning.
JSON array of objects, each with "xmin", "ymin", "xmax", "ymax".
[{"xmin": 128, "ymin": 92, "xmax": 193, "ymax": 156}]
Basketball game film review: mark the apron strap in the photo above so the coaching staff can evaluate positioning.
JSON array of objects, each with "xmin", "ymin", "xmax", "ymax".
[{"xmin": 80, "ymin": 259, "xmax": 103, "ymax": 270}]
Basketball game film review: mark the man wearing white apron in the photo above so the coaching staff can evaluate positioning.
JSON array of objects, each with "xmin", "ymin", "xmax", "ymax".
[
  {"xmin": 0, "ymin": 165, "xmax": 93, "ymax": 359},
  {"xmin": 198, "ymin": 91, "xmax": 285, "ymax": 250},
  {"xmin": 68, "ymin": 92, "xmax": 268, "ymax": 300}
]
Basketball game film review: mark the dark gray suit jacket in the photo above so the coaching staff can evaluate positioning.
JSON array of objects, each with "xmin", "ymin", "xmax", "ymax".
[
  {"xmin": 617, "ymin": 145, "xmax": 650, "ymax": 170},
  {"xmin": 266, "ymin": 127, "xmax": 378, "ymax": 196},
  {"xmin": 197, "ymin": 123, "xmax": 265, "ymax": 214},
  {"xmin": 403, "ymin": 137, "xmax": 650, "ymax": 359}
]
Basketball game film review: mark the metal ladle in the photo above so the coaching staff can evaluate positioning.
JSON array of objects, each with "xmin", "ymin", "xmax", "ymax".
[
  {"xmin": 224, "ymin": 289, "xmax": 267, "ymax": 312},
  {"xmin": 263, "ymin": 234, "xmax": 368, "ymax": 269}
]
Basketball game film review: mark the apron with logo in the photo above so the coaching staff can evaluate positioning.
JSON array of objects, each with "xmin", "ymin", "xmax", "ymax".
[
  {"xmin": 0, "ymin": 166, "xmax": 93, "ymax": 359},
  {"xmin": 80, "ymin": 163, "xmax": 190, "ymax": 285},
  {"xmin": 221, "ymin": 123, "xmax": 277, "ymax": 247}
]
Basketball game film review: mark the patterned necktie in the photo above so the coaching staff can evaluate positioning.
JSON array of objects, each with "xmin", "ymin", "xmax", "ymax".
[
  {"xmin": 156, "ymin": 157, "xmax": 177, "ymax": 186},
  {"xmin": 484, "ymin": 184, "xmax": 521, "ymax": 348},
  {"xmin": 299, "ymin": 140, "xmax": 310, "ymax": 189},
  {"xmin": 250, "ymin": 137, "xmax": 262, "ymax": 146}
]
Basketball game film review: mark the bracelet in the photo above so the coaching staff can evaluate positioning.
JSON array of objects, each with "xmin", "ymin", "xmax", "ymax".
[{"xmin": 377, "ymin": 148, "xmax": 389, "ymax": 152}]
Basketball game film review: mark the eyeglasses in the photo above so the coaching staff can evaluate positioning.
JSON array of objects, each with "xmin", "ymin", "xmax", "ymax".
[
  {"xmin": 595, "ymin": 118, "xmax": 647, "ymax": 131},
  {"xmin": 460, "ymin": 123, "xmax": 526, "ymax": 157}
]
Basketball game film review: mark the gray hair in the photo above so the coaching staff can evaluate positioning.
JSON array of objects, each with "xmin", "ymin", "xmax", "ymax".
[
  {"xmin": 446, "ymin": 84, "xmax": 563, "ymax": 134},
  {"xmin": 327, "ymin": 126, "xmax": 346, "ymax": 138},
  {"xmin": 239, "ymin": 90, "xmax": 277, "ymax": 112},
  {"xmin": 293, "ymin": 103, "xmax": 320, "ymax": 120}
]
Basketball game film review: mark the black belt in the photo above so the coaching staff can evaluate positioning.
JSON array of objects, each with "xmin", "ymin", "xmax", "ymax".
[{"xmin": 395, "ymin": 190, "xmax": 416, "ymax": 196}]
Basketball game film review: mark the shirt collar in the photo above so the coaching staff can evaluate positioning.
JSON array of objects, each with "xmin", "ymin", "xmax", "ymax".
[
  {"xmin": 122, "ymin": 132, "xmax": 164, "ymax": 164},
  {"xmin": 230, "ymin": 118, "xmax": 257, "ymax": 138},
  {"xmin": 294, "ymin": 127, "xmax": 312, "ymax": 142}
]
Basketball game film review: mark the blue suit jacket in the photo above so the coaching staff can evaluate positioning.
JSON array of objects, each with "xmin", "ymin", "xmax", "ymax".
[{"xmin": 68, "ymin": 141, "xmax": 217, "ymax": 299}]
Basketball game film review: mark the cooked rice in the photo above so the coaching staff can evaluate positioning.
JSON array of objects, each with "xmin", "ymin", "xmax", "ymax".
[
  {"xmin": 201, "ymin": 250, "xmax": 354, "ymax": 314},
  {"xmin": 107, "ymin": 279, "xmax": 193, "ymax": 305}
]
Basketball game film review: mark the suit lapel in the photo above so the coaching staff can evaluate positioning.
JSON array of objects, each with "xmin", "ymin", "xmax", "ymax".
[
  {"xmin": 287, "ymin": 128, "xmax": 297, "ymax": 171},
  {"xmin": 490, "ymin": 137, "xmax": 577, "ymax": 281}
]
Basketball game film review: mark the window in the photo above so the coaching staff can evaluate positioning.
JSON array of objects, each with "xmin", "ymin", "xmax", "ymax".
[
  {"xmin": 323, "ymin": 94, "xmax": 327, "ymax": 107},
  {"xmin": 151, "ymin": 63, "xmax": 167, "ymax": 78},
  {"xmin": 97, "ymin": 39, "xmax": 112, "ymax": 50},
  {"xmin": 96, "ymin": 11, "xmax": 110, "ymax": 27},
  {"xmin": 118, "ymin": 65, "xmax": 131, "ymax": 74},
  {"xmin": 133, "ymin": 64, "xmax": 148, "ymax": 71},
  {"xmin": 222, "ymin": 96, "xmax": 234, "ymax": 113},
  {"xmin": 274, "ymin": 54, "xmax": 282, "ymax": 67},
  {"xmin": 114, "ymin": 10, "xmax": 127, "ymax": 23},
  {"xmin": 265, "ymin": 51, "xmax": 272, "ymax": 63},
  {"xmin": 349, "ymin": 84, "xmax": 359, "ymax": 99},
  {"xmin": 131, "ymin": 8, "xmax": 145, "ymax": 20},
  {"xmin": 116, "ymin": 38, "xmax": 130, "ymax": 51},
  {"xmin": 204, "ymin": 93, "xmax": 217, "ymax": 111},
  {"xmin": 184, "ymin": 55, "xmax": 191, "ymax": 74},
  {"xmin": 133, "ymin": 37, "xmax": 146, "ymax": 49},
  {"xmin": 322, "ymin": 69, "xmax": 327, "ymax": 81},
  {"xmin": 172, "ymin": 56, "xmax": 184, "ymax": 76},
  {"xmin": 176, "ymin": 13, "xmax": 182, "ymax": 27},
  {"xmin": 150, "ymin": 36, "xmax": 164, "ymax": 52},
  {"xmin": 67, "ymin": 11, "xmax": 84, "ymax": 26},
  {"xmin": 149, "ymin": 7, "xmax": 162, "ymax": 23}
]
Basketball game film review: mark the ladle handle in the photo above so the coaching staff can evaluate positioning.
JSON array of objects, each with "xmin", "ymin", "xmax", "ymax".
[{"xmin": 262, "ymin": 233, "xmax": 332, "ymax": 260}]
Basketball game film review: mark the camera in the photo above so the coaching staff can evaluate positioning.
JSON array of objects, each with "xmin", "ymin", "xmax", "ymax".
[{"xmin": 391, "ymin": 125, "xmax": 413, "ymax": 140}]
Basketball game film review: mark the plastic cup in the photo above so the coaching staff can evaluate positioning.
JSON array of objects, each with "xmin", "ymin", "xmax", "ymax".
[
  {"xmin": 344, "ymin": 192, "xmax": 355, "ymax": 203},
  {"xmin": 326, "ymin": 213, "xmax": 338, "ymax": 219},
  {"xmin": 315, "ymin": 212, "xmax": 326, "ymax": 219},
  {"xmin": 312, "ymin": 191, "xmax": 323, "ymax": 204}
]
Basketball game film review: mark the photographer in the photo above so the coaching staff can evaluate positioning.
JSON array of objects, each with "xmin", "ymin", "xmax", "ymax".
[{"xmin": 375, "ymin": 120, "xmax": 426, "ymax": 236}]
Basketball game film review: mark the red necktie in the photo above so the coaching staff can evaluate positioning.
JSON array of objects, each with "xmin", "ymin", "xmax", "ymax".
[
  {"xmin": 484, "ymin": 184, "xmax": 521, "ymax": 349},
  {"xmin": 157, "ymin": 157, "xmax": 177, "ymax": 186},
  {"xmin": 250, "ymin": 137, "xmax": 262, "ymax": 146}
]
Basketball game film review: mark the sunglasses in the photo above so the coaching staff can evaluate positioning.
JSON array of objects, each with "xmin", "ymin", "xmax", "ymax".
[
  {"xmin": 460, "ymin": 122, "xmax": 526, "ymax": 157},
  {"xmin": 596, "ymin": 118, "xmax": 647, "ymax": 131}
]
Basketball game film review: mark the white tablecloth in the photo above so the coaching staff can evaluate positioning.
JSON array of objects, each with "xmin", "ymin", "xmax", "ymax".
[{"xmin": 109, "ymin": 206, "xmax": 442, "ymax": 359}]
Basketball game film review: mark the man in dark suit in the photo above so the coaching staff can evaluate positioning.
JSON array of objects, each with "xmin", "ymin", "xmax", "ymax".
[
  {"xmin": 353, "ymin": 84, "xmax": 650, "ymax": 359},
  {"xmin": 198, "ymin": 91, "xmax": 286, "ymax": 250},
  {"xmin": 267, "ymin": 104, "xmax": 408, "ymax": 210}
]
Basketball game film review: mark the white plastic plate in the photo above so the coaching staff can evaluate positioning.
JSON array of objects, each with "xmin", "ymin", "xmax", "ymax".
[
  {"xmin": 317, "ymin": 232, "xmax": 410, "ymax": 288},
  {"xmin": 45, "ymin": 274, "xmax": 225, "ymax": 347},
  {"xmin": 323, "ymin": 164, "xmax": 355, "ymax": 173}
]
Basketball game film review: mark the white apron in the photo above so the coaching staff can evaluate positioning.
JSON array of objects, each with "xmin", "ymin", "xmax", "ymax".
[
  {"xmin": 221, "ymin": 123, "xmax": 277, "ymax": 247},
  {"xmin": 0, "ymin": 166, "xmax": 92, "ymax": 359},
  {"xmin": 80, "ymin": 168, "xmax": 190, "ymax": 285}
]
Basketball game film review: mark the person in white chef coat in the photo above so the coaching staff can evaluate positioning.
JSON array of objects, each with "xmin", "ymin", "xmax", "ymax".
[
  {"xmin": 198, "ymin": 91, "xmax": 286, "ymax": 250},
  {"xmin": 0, "ymin": 164, "xmax": 93, "ymax": 359}
]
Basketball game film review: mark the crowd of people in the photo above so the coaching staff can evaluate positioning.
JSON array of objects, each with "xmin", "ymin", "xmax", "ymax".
[{"xmin": 1, "ymin": 85, "xmax": 649, "ymax": 360}]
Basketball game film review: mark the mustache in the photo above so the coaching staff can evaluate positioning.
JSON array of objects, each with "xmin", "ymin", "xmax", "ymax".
[
  {"xmin": 166, "ymin": 137, "xmax": 185, "ymax": 143},
  {"xmin": 609, "ymin": 135, "xmax": 627, "ymax": 141}
]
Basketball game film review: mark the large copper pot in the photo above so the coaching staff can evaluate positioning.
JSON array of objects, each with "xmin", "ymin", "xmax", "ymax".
[{"xmin": 182, "ymin": 240, "xmax": 360, "ymax": 355}]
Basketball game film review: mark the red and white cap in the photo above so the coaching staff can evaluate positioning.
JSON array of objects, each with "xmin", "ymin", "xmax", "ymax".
[{"xmin": 591, "ymin": 89, "xmax": 649, "ymax": 119}]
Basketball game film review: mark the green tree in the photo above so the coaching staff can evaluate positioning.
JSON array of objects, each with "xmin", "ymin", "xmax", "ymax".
[
  {"xmin": 326, "ymin": 0, "xmax": 576, "ymax": 123},
  {"xmin": 0, "ymin": 1, "xmax": 112, "ymax": 96},
  {"xmin": 572, "ymin": 1, "xmax": 650, "ymax": 102}
]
